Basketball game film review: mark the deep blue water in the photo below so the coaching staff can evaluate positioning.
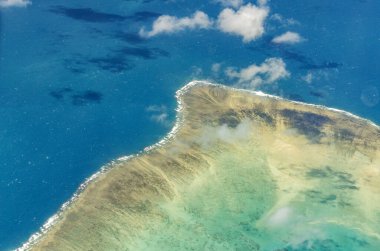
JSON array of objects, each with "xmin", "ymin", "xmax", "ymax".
[{"xmin": 1, "ymin": 0, "xmax": 380, "ymax": 249}]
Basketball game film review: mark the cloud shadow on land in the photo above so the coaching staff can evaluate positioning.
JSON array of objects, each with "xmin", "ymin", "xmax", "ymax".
[
  {"xmin": 280, "ymin": 109, "xmax": 333, "ymax": 143},
  {"xmin": 49, "ymin": 6, "xmax": 126, "ymax": 23}
]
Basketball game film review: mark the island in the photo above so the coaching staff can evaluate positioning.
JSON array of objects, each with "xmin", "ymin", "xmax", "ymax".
[{"xmin": 19, "ymin": 81, "xmax": 380, "ymax": 251}]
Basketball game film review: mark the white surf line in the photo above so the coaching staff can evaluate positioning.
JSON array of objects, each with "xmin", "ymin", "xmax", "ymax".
[
  {"xmin": 16, "ymin": 80, "xmax": 379, "ymax": 251},
  {"xmin": 187, "ymin": 80, "xmax": 380, "ymax": 129},
  {"xmin": 16, "ymin": 81, "xmax": 191, "ymax": 251}
]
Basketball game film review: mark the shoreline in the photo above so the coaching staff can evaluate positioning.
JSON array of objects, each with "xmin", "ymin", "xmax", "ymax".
[{"xmin": 16, "ymin": 80, "xmax": 380, "ymax": 251}]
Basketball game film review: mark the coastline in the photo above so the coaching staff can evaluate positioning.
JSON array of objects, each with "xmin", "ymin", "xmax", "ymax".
[
  {"xmin": 16, "ymin": 80, "xmax": 380, "ymax": 251},
  {"xmin": 16, "ymin": 80, "xmax": 193, "ymax": 251}
]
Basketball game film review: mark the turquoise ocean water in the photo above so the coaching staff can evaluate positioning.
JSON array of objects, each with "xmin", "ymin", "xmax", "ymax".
[{"xmin": 1, "ymin": 0, "xmax": 380, "ymax": 249}]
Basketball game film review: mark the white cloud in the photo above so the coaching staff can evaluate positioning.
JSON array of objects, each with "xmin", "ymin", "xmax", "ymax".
[
  {"xmin": 217, "ymin": 3, "xmax": 269, "ymax": 42},
  {"xmin": 301, "ymin": 70, "xmax": 330, "ymax": 85},
  {"xmin": 215, "ymin": 0, "xmax": 243, "ymax": 8},
  {"xmin": 302, "ymin": 72, "xmax": 313, "ymax": 84},
  {"xmin": 211, "ymin": 63, "xmax": 222, "ymax": 74},
  {"xmin": 197, "ymin": 118, "xmax": 252, "ymax": 148},
  {"xmin": 257, "ymin": 0, "xmax": 268, "ymax": 6},
  {"xmin": 191, "ymin": 66, "xmax": 203, "ymax": 77},
  {"xmin": 139, "ymin": 11, "xmax": 213, "ymax": 37},
  {"xmin": 140, "ymin": 3, "xmax": 270, "ymax": 42},
  {"xmin": 226, "ymin": 57, "xmax": 290, "ymax": 89},
  {"xmin": 169, "ymin": 120, "xmax": 253, "ymax": 152},
  {"xmin": 361, "ymin": 86, "xmax": 380, "ymax": 107},
  {"xmin": 216, "ymin": 118, "xmax": 252, "ymax": 143},
  {"xmin": 271, "ymin": 13, "xmax": 299, "ymax": 26},
  {"xmin": 0, "ymin": 0, "xmax": 31, "ymax": 8},
  {"xmin": 267, "ymin": 207, "xmax": 292, "ymax": 226},
  {"xmin": 151, "ymin": 113, "xmax": 169, "ymax": 124},
  {"xmin": 146, "ymin": 104, "xmax": 167, "ymax": 113},
  {"xmin": 272, "ymin": 31, "xmax": 303, "ymax": 44},
  {"xmin": 146, "ymin": 105, "xmax": 172, "ymax": 127}
]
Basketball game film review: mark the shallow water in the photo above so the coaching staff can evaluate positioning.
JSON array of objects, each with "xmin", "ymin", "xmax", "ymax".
[
  {"xmin": 23, "ymin": 83, "xmax": 380, "ymax": 251},
  {"xmin": 1, "ymin": 0, "xmax": 380, "ymax": 249}
]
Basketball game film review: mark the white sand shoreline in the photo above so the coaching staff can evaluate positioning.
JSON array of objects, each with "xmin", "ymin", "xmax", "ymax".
[{"xmin": 16, "ymin": 80, "xmax": 379, "ymax": 251}]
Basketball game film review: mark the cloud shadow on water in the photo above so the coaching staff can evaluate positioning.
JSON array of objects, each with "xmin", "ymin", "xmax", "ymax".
[
  {"xmin": 127, "ymin": 11, "xmax": 161, "ymax": 21},
  {"xmin": 63, "ymin": 46, "xmax": 169, "ymax": 73},
  {"xmin": 278, "ymin": 48, "xmax": 342, "ymax": 70},
  {"xmin": 286, "ymin": 93, "xmax": 306, "ymax": 102},
  {"xmin": 63, "ymin": 58, "xmax": 88, "ymax": 74},
  {"xmin": 114, "ymin": 46, "xmax": 170, "ymax": 59},
  {"xmin": 113, "ymin": 32, "xmax": 147, "ymax": 44},
  {"xmin": 71, "ymin": 91, "xmax": 103, "ymax": 106},
  {"xmin": 123, "ymin": 0, "xmax": 172, "ymax": 4},
  {"xmin": 49, "ymin": 6, "xmax": 160, "ymax": 23},
  {"xmin": 300, "ymin": 61, "xmax": 342, "ymax": 70},
  {"xmin": 309, "ymin": 90, "xmax": 328, "ymax": 98},
  {"xmin": 49, "ymin": 88, "xmax": 73, "ymax": 100},
  {"xmin": 86, "ymin": 46, "xmax": 169, "ymax": 72},
  {"xmin": 49, "ymin": 88, "xmax": 103, "ymax": 106},
  {"xmin": 49, "ymin": 6, "xmax": 126, "ymax": 23},
  {"xmin": 247, "ymin": 38, "xmax": 342, "ymax": 71},
  {"xmin": 87, "ymin": 55, "xmax": 136, "ymax": 73},
  {"xmin": 86, "ymin": 45, "xmax": 170, "ymax": 73}
]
